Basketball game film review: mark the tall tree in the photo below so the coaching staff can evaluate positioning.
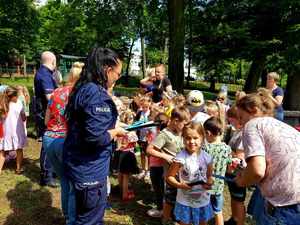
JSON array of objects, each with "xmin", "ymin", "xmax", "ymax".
[
  {"xmin": 168, "ymin": 0, "xmax": 185, "ymax": 93},
  {"xmin": 0, "ymin": 0, "xmax": 39, "ymax": 63}
]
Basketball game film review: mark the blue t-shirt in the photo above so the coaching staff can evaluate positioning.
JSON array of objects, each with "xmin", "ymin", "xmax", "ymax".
[
  {"xmin": 63, "ymin": 82, "xmax": 118, "ymax": 184},
  {"xmin": 272, "ymin": 87, "xmax": 284, "ymax": 114},
  {"xmin": 34, "ymin": 65, "xmax": 57, "ymax": 112}
]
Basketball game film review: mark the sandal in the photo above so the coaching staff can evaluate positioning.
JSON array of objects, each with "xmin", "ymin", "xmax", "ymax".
[{"xmin": 15, "ymin": 169, "xmax": 24, "ymax": 175}]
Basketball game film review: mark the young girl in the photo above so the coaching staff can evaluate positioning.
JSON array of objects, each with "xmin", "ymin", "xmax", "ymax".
[
  {"xmin": 147, "ymin": 107, "xmax": 190, "ymax": 224},
  {"xmin": 203, "ymin": 117, "xmax": 232, "ymax": 225},
  {"xmin": 117, "ymin": 110, "xmax": 139, "ymax": 201},
  {"xmin": 167, "ymin": 123, "xmax": 213, "ymax": 225},
  {"xmin": 0, "ymin": 86, "xmax": 27, "ymax": 174},
  {"xmin": 135, "ymin": 95, "xmax": 152, "ymax": 180}
]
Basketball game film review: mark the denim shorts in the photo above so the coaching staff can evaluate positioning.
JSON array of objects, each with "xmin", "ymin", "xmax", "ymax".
[
  {"xmin": 174, "ymin": 202, "xmax": 213, "ymax": 225},
  {"xmin": 210, "ymin": 193, "xmax": 224, "ymax": 214}
]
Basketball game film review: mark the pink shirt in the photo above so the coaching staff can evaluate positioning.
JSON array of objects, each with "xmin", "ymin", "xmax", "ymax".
[{"xmin": 242, "ymin": 117, "xmax": 300, "ymax": 206}]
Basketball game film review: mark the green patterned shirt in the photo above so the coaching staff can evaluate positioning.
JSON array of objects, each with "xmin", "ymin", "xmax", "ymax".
[{"xmin": 205, "ymin": 142, "xmax": 232, "ymax": 194}]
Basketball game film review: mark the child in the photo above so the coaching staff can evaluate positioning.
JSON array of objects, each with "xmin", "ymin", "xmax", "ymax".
[
  {"xmin": 224, "ymin": 106, "xmax": 247, "ymax": 225},
  {"xmin": 187, "ymin": 90, "xmax": 210, "ymax": 125},
  {"xmin": 0, "ymin": 86, "xmax": 27, "ymax": 174},
  {"xmin": 203, "ymin": 117, "xmax": 232, "ymax": 225},
  {"xmin": 117, "ymin": 110, "xmax": 139, "ymax": 201},
  {"xmin": 147, "ymin": 112, "xmax": 169, "ymax": 218},
  {"xmin": 16, "ymin": 85, "xmax": 30, "ymax": 117},
  {"xmin": 167, "ymin": 123, "xmax": 214, "ymax": 225},
  {"xmin": 146, "ymin": 107, "xmax": 190, "ymax": 224},
  {"xmin": 135, "ymin": 95, "xmax": 152, "ymax": 180}
]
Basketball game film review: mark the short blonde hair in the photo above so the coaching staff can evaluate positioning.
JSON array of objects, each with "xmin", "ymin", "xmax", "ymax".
[
  {"xmin": 267, "ymin": 72, "xmax": 280, "ymax": 82},
  {"xmin": 146, "ymin": 67, "xmax": 155, "ymax": 77},
  {"xmin": 68, "ymin": 62, "xmax": 84, "ymax": 83}
]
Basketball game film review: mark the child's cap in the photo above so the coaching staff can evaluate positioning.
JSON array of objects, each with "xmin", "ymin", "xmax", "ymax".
[{"xmin": 187, "ymin": 90, "xmax": 205, "ymax": 112}]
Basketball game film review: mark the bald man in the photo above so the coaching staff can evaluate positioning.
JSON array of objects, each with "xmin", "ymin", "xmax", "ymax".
[{"xmin": 34, "ymin": 51, "xmax": 58, "ymax": 187}]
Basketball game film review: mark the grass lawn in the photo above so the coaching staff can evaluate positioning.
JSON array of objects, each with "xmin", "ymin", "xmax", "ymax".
[
  {"xmin": 0, "ymin": 76, "xmax": 254, "ymax": 225},
  {"xmin": 0, "ymin": 137, "xmax": 255, "ymax": 225}
]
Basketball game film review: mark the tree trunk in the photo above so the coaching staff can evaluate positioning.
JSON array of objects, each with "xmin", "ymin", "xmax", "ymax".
[
  {"xmin": 141, "ymin": 35, "xmax": 146, "ymax": 78},
  {"xmin": 283, "ymin": 68, "xmax": 300, "ymax": 110},
  {"xmin": 125, "ymin": 39, "xmax": 135, "ymax": 86},
  {"xmin": 244, "ymin": 53, "xmax": 267, "ymax": 93},
  {"xmin": 168, "ymin": 0, "xmax": 185, "ymax": 93},
  {"xmin": 186, "ymin": 0, "xmax": 192, "ymax": 88},
  {"xmin": 260, "ymin": 68, "xmax": 267, "ymax": 87},
  {"xmin": 163, "ymin": 37, "xmax": 169, "ymax": 64}
]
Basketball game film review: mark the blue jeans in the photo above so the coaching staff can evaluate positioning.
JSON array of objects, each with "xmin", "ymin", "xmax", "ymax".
[
  {"xmin": 256, "ymin": 202, "xmax": 300, "ymax": 225},
  {"xmin": 248, "ymin": 188, "xmax": 300, "ymax": 225},
  {"xmin": 43, "ymin": 135, "xmax": 76, "ymax": 225}
]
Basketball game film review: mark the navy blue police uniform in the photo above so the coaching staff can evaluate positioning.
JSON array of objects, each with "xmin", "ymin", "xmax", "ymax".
[
  {"xmin": 63, "ymin": 82, "xmax": 118, "ymax": 225},
  {"xmin": 34, "ymin": 64, "xmax": 57, "ymax": 185}
]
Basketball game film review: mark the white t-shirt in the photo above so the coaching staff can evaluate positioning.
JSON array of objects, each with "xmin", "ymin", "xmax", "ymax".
[
  {"xmin": 191, "ymin": 111, "xmax": 210, "ymax": 125},
  {"xmin": 174, "ymin": 149, "xmax": 213, "ymax": 208},
  {"xmin": 243, "ymin": 117, "xmax": 300, "ymax": 206}
]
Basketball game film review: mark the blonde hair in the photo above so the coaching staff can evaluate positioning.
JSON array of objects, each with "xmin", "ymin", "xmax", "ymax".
[
  {"xmin": 182, "ymin": 123, "xmax": 205, "ymax": 141},
  {"xmin": 146, "ymin": 67, "xmax": 155, "ymax": 77},
  {"xmin": 119, "ymin": 109, "xmax": 135, "ymax": 124},
  {"xmin": 15, "ymin": 85, "xmax": 30, "ymax": 104},
  {"xmin": 267, "ymin": 72, "xmax": 280, "ymax": 82},
  {"xmin": 235, "ymin": 90, "xmax": 246, "ymax": 101},
  {"xmin": 236, "ymin": 91, "xmax": 275, "ymax": 116},
  {"xmin": 205, "ymin": 100, "xmax": 226, "ymax": 129},
  {"xmin": 68, "ymin": 62, "xmax": 84, "ymax": 83},
  {"xmin": 0, "ymin": 86, "xmax": 18, "ymax": 116}
]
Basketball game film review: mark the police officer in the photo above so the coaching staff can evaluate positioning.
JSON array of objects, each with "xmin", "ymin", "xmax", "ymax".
[
  {"xmin": 34, "ymin": 51, "xmax": 58, "ymax": 187},
  {"xmin": 63, "ymin": 47, "xmax": 127, "ymax": 225}
]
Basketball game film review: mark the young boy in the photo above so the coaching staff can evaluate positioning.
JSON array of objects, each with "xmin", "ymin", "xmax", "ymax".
[
  {"xmin": 146, "ymin": 107, "xmax": 190, "ymax": 224},
  {"xmin": 203, "ymin": 117, "xmax": 232, "ymax": 225}
]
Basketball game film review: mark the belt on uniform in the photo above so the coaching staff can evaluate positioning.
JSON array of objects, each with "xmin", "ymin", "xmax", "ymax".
[{"xmin": 266, "ymin": 201, "xmax": 300, "ymax": 216}]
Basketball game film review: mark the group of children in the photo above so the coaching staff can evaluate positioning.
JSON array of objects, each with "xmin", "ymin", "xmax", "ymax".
[
  {"xmin": 111, "ymin": 84, "xmax": 247, "ymax": 225},
  {"xmin": 0, "ymin": 85, "xmax": 30, "ymax": 174}
]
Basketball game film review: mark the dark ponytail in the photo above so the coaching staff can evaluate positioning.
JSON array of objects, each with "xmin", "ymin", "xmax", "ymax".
[{"xmin": 65, "ymin": 47, "xmax": 121, "ymax": 121}]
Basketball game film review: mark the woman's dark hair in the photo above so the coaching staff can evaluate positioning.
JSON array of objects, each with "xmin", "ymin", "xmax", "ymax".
[{"xmin": 65, "ymin": 47, "xmax": 121, "ymax": 121}]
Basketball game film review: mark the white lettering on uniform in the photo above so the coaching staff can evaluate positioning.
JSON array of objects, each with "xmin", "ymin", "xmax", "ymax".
[{"xmin": 95, "ymin": 107, "xmax": 110, "ymax": 113}]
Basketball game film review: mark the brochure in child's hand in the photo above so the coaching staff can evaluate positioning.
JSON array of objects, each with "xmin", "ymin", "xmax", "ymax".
[
  {"xmin": 125, "ymin": 121, "xmax": 160, "ymax": 131},
  {"xmin": 188, "ymin": 180, "xmax": 207, "ymax": 187}
]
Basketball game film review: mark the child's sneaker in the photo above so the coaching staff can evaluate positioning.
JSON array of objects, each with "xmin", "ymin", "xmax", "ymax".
[
  {"xmin": 144, "ymin": 170, "xmax": 151, "ymax": 182},
  {"xmin": 147, "ymin": 209, "xmax": 163, "ymax": 218},
  {"xmin": 136, "ymin": 170, "xmax": 146, "ymax": 179}
]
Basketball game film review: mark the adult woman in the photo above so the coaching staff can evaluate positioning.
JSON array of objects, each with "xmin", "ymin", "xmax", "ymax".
[
  {"xmin": 43, "ymin": 62, "xmax": 84, "ymax": 225},
  {"xmin": 235, "ymin": 92, "xmax": 300, "ymax": 225},
  {"xmin": 63, "ymin": 48, "xmax": 126, "ymax": 225},
  {"xmin": 266, "ymin": 72, "xmax": 284, "ymax": 121}
]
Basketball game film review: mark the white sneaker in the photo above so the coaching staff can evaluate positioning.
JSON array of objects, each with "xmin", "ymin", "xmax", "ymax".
[
  {"xmin": 144, "ymin": 171, "xmax": 151, "ymax": 182},
  {"xmin": 147, "ymin": 209, "xmax": 163, "ymax": 218},
  {"xmin": 136, "ymin": 170, "xmax": 146, "ymax": 179}
]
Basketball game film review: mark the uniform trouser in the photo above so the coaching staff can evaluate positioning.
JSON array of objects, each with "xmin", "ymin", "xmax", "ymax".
[
  {"xmin": 43, "ymin": 136, "xmax": 76, "ymax": 225},
  {"xmin": 72, "ymin": 179, "xmax": 107, "ymax": 225}
]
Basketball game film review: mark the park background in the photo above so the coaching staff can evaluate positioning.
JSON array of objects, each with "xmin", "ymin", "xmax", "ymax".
[{"xmin": 0, "ymin": 0, "xmax": 299, "ymax": 224}]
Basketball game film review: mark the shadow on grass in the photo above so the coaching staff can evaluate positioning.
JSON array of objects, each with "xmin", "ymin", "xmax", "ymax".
[
  {"xmin": 108, "ymin": 177, "xmax": 162, "ymax": 225},
  {"xmin": 5, "ymin": 157, "xmax": 41, "ymax": 184},
  {"xmin": 4, "ymin": 181, "xmax": 64, "ymax": 225}
]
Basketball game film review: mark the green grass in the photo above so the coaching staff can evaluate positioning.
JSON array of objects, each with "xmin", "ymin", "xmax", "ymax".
[
  {"xmin": 0, "ymin": 137, "xmax": 255, "ymax": 225},
  {"xmin": 0, "ymin": 76, "xmax": 254, "ymax": 224}
]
